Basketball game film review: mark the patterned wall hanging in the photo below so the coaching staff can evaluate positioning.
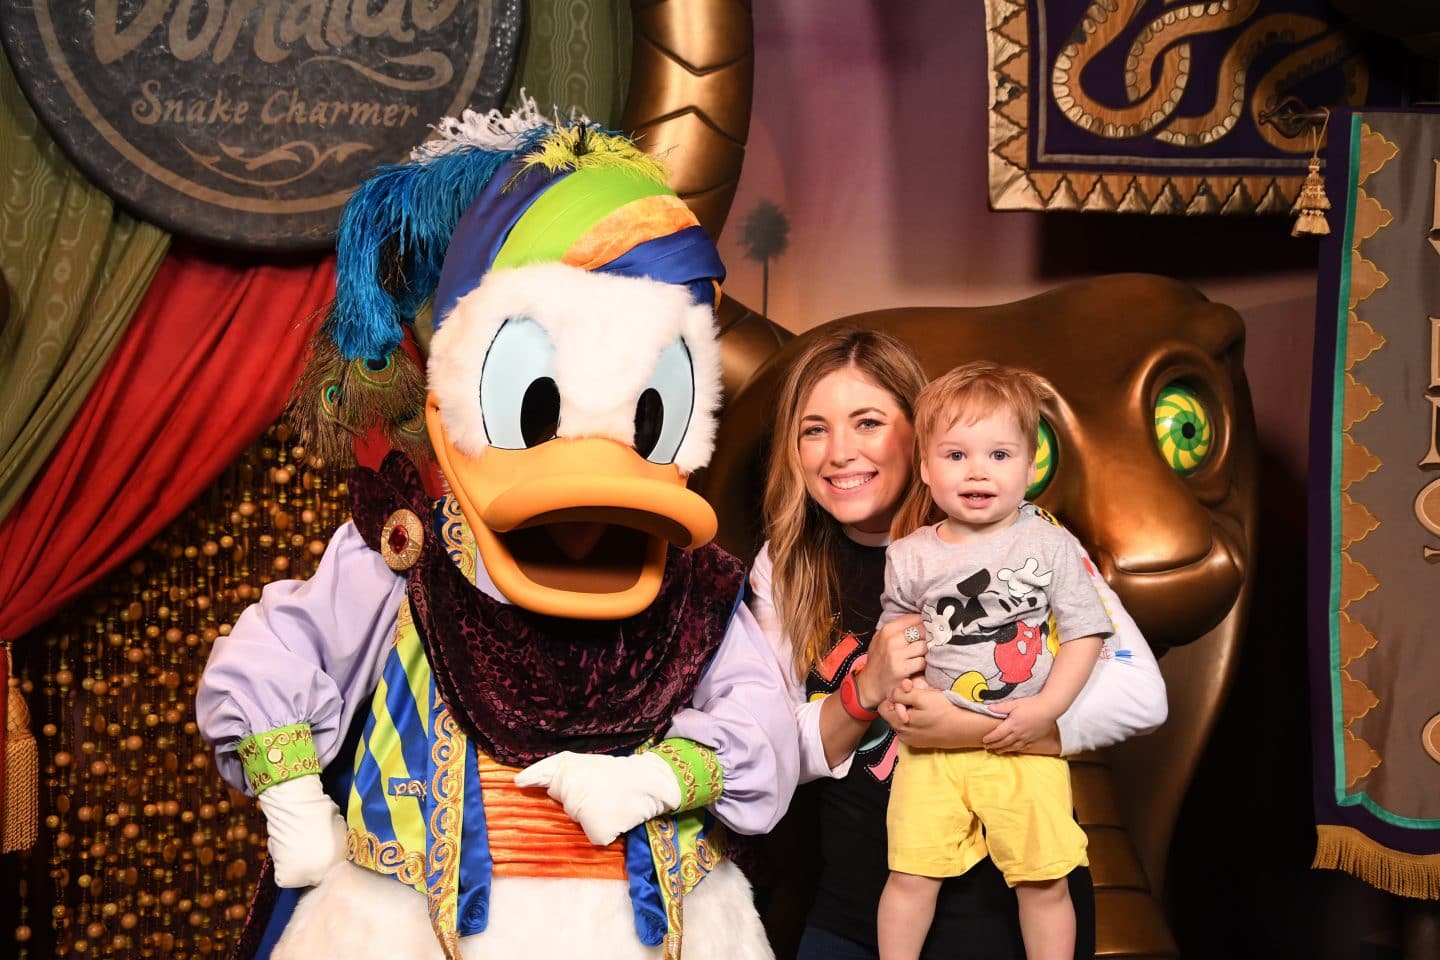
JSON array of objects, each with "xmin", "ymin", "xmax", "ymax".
[
  {"xmin": 984, "ymin": 0, "xmax": 1405, "ymax": 215},
  {"xmin": 1308, "ymin": 108, "xmax": 1440, "ymax": 898}
]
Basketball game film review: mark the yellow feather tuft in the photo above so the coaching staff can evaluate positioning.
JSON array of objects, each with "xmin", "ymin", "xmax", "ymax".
[{"xmin": 519, "ymin": 126, "xmax": 670, "ymax": 184}]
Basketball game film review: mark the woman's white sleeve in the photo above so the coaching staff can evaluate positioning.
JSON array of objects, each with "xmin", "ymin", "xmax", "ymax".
[
  {"xmin": 748, "ymin": 544, "xmax": 855, "ymax": 782},
  {"xmin": 1054, "ymin": 536, "xmax": 1169, "ymax": 755}
]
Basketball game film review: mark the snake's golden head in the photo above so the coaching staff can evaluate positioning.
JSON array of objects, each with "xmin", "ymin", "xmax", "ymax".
[{"xmin": 992, "ymin": 280, "xmax": 1255, "ymax": 652}]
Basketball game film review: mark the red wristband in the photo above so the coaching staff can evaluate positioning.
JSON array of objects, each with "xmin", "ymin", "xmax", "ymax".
[{"xmin": 839, "ymin": 660, "xmax": 880, "ymax": 722}]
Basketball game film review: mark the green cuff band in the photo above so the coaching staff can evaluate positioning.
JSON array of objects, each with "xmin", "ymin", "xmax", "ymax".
[
  {"xmin": 651, "ymin": 737, "xmax": 724, "ymax": 812},
  {"xmin": 237, "ymin": 723, "xmax": 322, "ymax": 795}
]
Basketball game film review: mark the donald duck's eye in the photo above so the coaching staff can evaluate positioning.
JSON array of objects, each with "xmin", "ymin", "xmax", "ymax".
[
  {"xmin": 481, "ymin": 317, "xmax": 559, "ymax": 449},
  {"xmin": 635, "ymin": 339, "xmax": 695, "ymax": 464},
  {"xmin": 520, "ymin": 378, "xmax": 561, "ymax": 446},
  {"xmin": 634, "ymin": 389, "xmax": 664, "ymax": 458},
  {"xmin": 1027, "ymin": 418, "xmax": 1056, "ymax": 499},
  {"xmin": 1154, "ymin": 383, "xmax": 1213, "ymax": 475}
]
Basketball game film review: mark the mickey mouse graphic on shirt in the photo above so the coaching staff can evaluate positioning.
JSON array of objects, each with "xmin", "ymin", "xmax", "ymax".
[{"xmin": 920, "ymin": 558, "xmax": 1061, "ymax": 708}]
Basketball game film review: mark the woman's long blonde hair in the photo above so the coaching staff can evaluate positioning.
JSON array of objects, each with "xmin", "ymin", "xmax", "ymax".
[{"xmin": 763, "ymin": 328, "xmax": 929, "ymax": 679}]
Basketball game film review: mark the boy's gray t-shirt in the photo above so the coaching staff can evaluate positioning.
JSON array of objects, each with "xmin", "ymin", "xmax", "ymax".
[{"xmin": 879, "ymin": 506, "xmax": 1114, "ymax": 715}]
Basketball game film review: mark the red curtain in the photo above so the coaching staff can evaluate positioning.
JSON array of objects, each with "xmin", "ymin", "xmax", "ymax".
[{"xmin": 0, "ymin": 247, "xmax": 333, "ymax": 642}]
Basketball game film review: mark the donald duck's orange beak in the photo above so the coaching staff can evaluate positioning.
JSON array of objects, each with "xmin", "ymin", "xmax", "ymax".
[{"xmin": 426, "ymin": 395, "xmax": 718, "ymax": 620}]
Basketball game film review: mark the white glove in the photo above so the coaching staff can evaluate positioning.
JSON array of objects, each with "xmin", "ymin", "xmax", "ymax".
[
  {"xmin": 257, "ymin": 775, "xmax": 348, "ymax": 888},
  {"xmin": 514, "ymin": 751, "xmax": 682, "ymax": 846}
]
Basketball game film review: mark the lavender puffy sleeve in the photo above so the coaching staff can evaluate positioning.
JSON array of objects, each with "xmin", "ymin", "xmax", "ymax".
[
  {"xmin": 664, "ymin": 599, "xmax": 800, "ymax": 835},
  {"xmin": 196, "ymin": 521, "xmax": 407, "ymax": 794}
]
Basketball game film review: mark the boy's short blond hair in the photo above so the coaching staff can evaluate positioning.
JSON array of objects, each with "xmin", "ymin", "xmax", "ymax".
[{"xmin": 913, "ymin": 361, "xmax": 1053, "ymax": 457}]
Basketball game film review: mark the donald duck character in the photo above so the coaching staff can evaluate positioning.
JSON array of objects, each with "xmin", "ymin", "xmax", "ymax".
[{"xmin": 196, "ymin": 102, "xmax": 797, "ymax": 960}]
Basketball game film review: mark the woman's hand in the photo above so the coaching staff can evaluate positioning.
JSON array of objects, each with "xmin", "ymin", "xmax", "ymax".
[
  {"xmin": 982, "ymin": 696, "xmax": 1062, "ymax": 753},
  {"xmin": 856, "ymin": 614, "xmax": 927, "ymax": 710},
  {"xmin": 881, "ymin": 680, "xmax": 1064, "ymax": 754},
  {"xmin": 881, "ymin": 677, "xmax": 980, "ymax": 748}
]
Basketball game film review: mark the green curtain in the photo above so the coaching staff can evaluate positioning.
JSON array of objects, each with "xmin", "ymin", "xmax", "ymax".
[
  {"xmin": 508, "ymin": 0, "xmax": 632, "ymax": 125},
  {"xmin": 0, "ymin": 51, "xmax": 170, "ymax": 525}
]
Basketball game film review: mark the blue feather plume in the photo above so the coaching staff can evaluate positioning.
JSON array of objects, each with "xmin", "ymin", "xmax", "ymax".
[{"xmin": 329, "ymin": 138, "xmax": 541, "ymax": 361}]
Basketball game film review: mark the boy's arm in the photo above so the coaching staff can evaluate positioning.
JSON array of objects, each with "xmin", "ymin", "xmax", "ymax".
[
  {"xmin": 1033, "ymin": 634, "xmax": 1104, "ymax": 718},
  {"xmin": 860, "ymin": 544, "xmax": 928, "ymax": 715},
  {"xmin": 983, "ymin": 636, "xmax": 1102, "ymax": 752},
  {"xmin": 985, "ymin": 526, "xmax": 1112, "ymax": 751},
  {"xmin": 876, "ymin": 539, "xmax": 919, "ymax": 624},
  {"xmin": 882, "ymin": 677, "xmax": 1065, "ymax": 754}
]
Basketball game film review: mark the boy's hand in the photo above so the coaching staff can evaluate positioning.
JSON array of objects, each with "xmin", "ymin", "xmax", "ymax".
[
  {"xmin": 884, "ymin": 678, "xmax": 975, "ymax": 748},
  {"xmin": 880, "ymin": 675, "xmax": 934, "ymax": 725},
  {"xmin": 983, "ymin": 696, "xmax": 1061, "ymax": 753}
]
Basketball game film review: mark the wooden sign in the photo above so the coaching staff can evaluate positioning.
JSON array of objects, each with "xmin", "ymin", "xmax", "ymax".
[{"xmin": 0, "ymin": 1, "xmax": 522, "ymax": 249}]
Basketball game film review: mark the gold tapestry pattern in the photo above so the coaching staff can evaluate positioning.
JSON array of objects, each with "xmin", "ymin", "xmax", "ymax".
[
  {"xmin": 9, "ymin": 424, "xmax": 348, "ymax": 958},
  {"xmin": 984, "ymin": 0, "xmax": 1372, "ymax": 215}
]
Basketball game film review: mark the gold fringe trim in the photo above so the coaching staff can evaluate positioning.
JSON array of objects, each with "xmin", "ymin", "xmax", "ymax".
[
  {"xmin": 3, "ymin": 645, "xmax": 38, "ymax": 853},
  {"xmin": 1314, "ymin": 824, "xmax": 1440, "ymax": 899}
]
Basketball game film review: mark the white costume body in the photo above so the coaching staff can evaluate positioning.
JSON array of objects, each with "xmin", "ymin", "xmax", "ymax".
[{"xmin": 199, "ymin": 522, "xmax": 796, "ymax": 959}]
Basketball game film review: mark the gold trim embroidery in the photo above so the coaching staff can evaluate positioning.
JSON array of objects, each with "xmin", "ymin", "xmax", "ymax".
[
  {"xmin": 346, "ymin": 829, "xmax": 426, "ymax": 891},
  {"xmin": 653, "ymin": 742, "xmax": 699, "ymax": 809},
  {"xmin": 646, "ymin": 817, "xmax": 685, "ymax": 960},
  {"xmin": 650, "ymin": 742, "xmax": 725, "ymax": 817},
  {"xmin": 237, "ymin": 725, "xmax": 321, "ymax": 794},
  {"xmin": 650, "ymin": 740, "xmax": 723, "ymax": 810},
  {"xmin": 685, "ymin": 826, "xmax": 724, "ymax": 895},
  {"xmin": 645, "ymin": 813, "xmax": 728, "ymax": 960},
  {"xmin": 426, "ymin": 707, "xmax": 466, "ymax": 960},
  {"xmin": 394, "ymin": 597, "xmax": 414, "ymax": 646},
  {"xmin": 437, "ymin": 496, "xmax": 477, "ymax": 583}
]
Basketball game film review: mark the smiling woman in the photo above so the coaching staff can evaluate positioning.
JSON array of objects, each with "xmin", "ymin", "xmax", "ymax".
[
  {"xmin": 796, "ymin": 369, "xmax": 915, "ymax": 538},
  {"xmin": 764, "ymin": 331, "xmax": 928, "ymax": 681}
]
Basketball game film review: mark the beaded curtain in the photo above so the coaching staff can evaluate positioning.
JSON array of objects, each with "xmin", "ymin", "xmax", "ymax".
[{"xmin": 9, "ymin": 423, "xmax": 350, "ymax": 958}]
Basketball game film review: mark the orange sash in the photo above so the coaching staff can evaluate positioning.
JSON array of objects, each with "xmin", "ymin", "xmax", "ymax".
[{"xmin": 477, "ymin": 752, "xmax": 627, "ymax": 880}]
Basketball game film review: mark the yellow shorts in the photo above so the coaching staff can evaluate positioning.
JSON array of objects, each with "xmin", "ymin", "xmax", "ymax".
[{"xmin": 887, "ymin": 744, "xmax": 1088, "ymax": 886}]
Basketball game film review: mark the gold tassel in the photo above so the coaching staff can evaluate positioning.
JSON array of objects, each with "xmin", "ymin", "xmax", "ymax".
[
  {"xmin": 2, "ymin": 643, "xmax": 38, "ymax": 853},
  {"xmin": 1292, "ymin": 109, "xmax": 1332, "ymax": 237},
  {"xmin": 1291, "ymin": 158, "xmax": 1332, "ymax": 237}
]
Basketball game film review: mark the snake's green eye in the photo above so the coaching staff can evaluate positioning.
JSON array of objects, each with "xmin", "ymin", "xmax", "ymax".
[
  {"xmin": 1027, "ymin": 418, "xmax": 1056, "ymax": 499},
  {"xmin": 1154, "ymin": 384, "xmax": 1212, "ymax": 475}
]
